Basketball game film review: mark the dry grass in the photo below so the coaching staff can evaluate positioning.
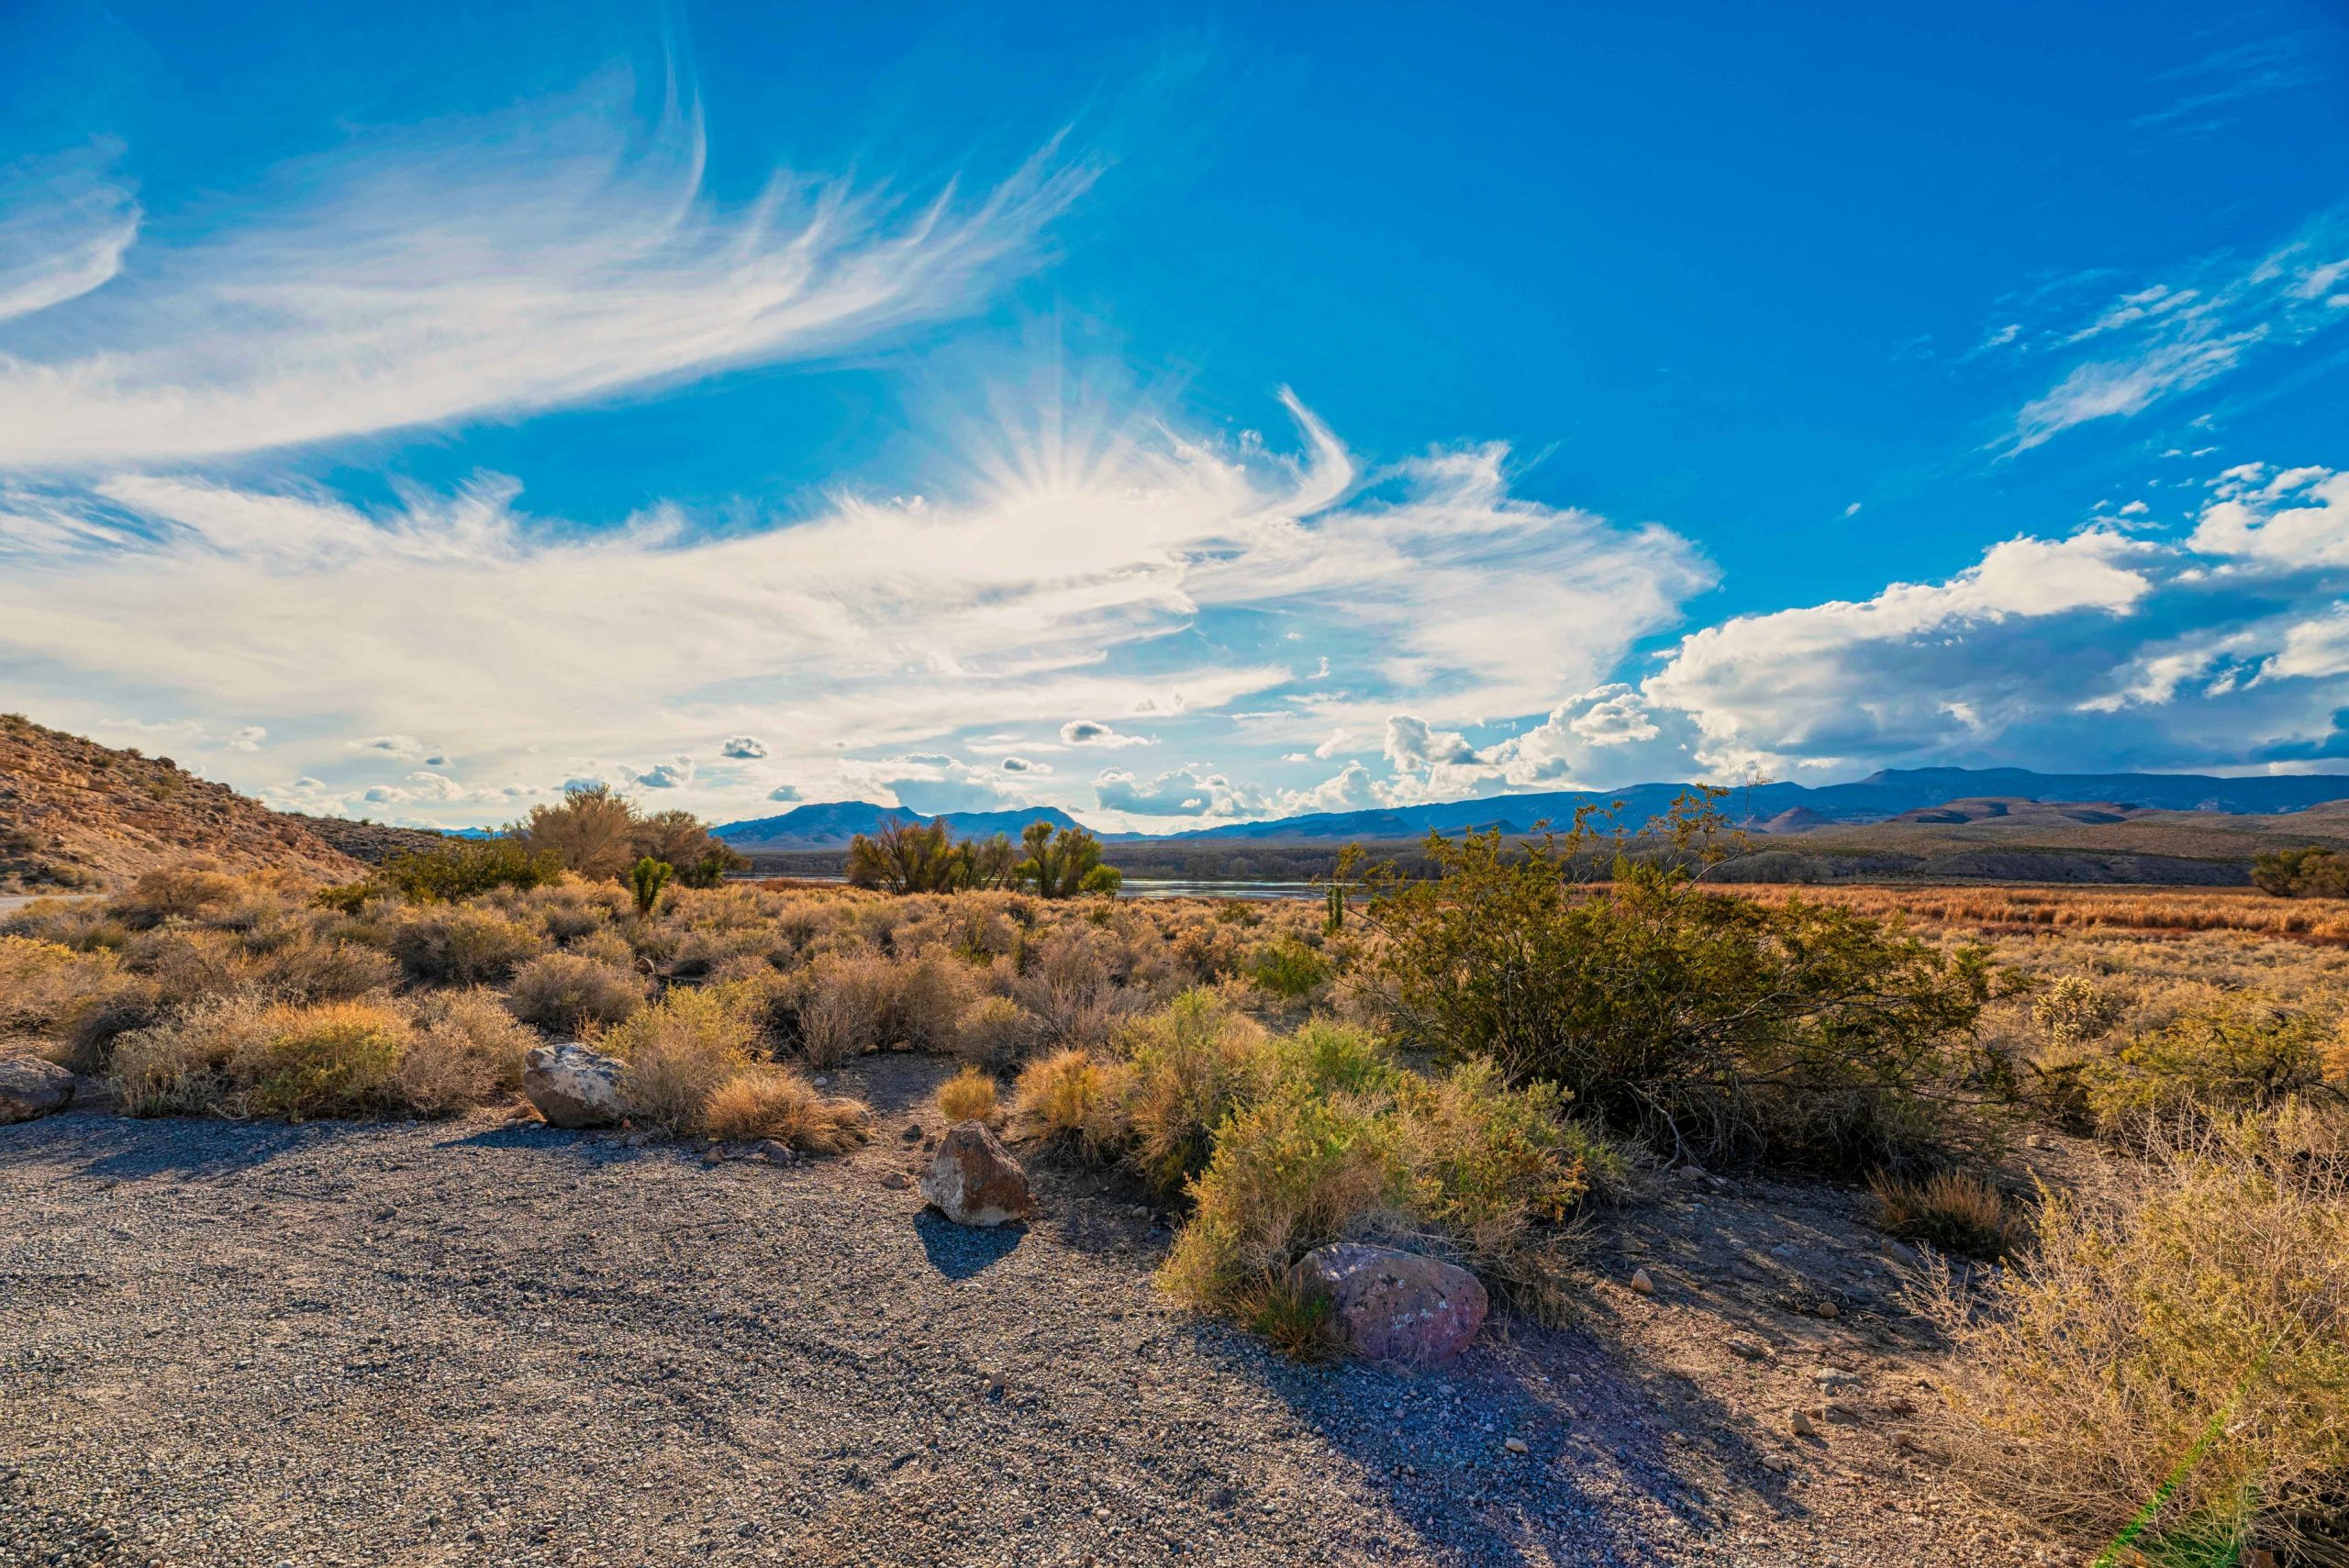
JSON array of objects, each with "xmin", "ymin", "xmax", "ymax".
[
  {"xmin": 505, "ymin": 951, "xmax": 649, "ymax": 1034},
  {"xmin": 1803, "ymin": 883, "xmax": 2349, "ymax": 944},
  {"xmin": 1008, "ymin": 1048, "xmax": 1130, "ymax": 1155},
  {"xmin": 1868, "ymin": 1168, "xmax": 2021, "ymax": 1261},
  {"xmin": 594, "ymin": 987, "xmax": 759, "ymax": 1135},
  {"xmin": 936, "ymin": 1065, "xmax": 999, "ymax": 1125},
  {"xmin": 700, "ymin": 1069, "xmax": 872, "ymax": 1151},
  {"xmin": 1917, "ymin": 1114, "xmax": 2349, "ymax": 1562}
]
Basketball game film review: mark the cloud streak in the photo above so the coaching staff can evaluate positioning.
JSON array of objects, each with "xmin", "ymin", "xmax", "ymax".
[{"xmin": 0, "ymin": 79, "xmax": 1092, "ymax": 466}]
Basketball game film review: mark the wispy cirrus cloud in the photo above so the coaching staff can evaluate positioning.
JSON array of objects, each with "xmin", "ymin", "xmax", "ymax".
[
  {"xmin": 1997, "ymin": 213, "xmax": 2349, "ymax": 452},
  {"xmin": 0, "ymin": 77, "xmax": 1093, "ymax": 467},
  {"xmin": 0, "ymin": 143, "xmax": 139, "ymax": 325}
]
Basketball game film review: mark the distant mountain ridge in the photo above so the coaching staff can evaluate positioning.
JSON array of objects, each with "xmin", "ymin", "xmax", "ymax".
[
  {"xmin": 710, "ymin": 766, "xmax": 2349, "ymax": 849},
  {"xmin": 713, "ymin": 801, "xmax": 1088, "ymax": 851}
]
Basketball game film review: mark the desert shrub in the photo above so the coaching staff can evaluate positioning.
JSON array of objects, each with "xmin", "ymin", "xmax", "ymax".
[
  {"xmin": 536, "ymin": 891, "xmax": 617, "ymax": 944},
  {"xmin": 632, "ymin": 809, "xmax": 746, "ymax": 889},
  {"xmin": 389, "ymin": 906, "xmax": 546, "ymax": 984},
  {"xmin": 1016, "ymin": 821, "xmax": 1119, "ymax": 899},
  {"xmin": 1919, "ymin": 1119, "xmax": 2349, "ymax": 1561},
  {"xmin": 236, "ymin": 1001, "xmax": 414, "ymax": 1120},
  {"xmin": 938, "ymin": 1064, "xmax": 1000, "ymax": 1124},
  {"xmin": 248, "ymin": 930, "xmax": 400, "ymax": 1004},
  {"xmin": 1009, "ymin": 1048, "xmax": 1131, "ymax": 1155},
  {"xmin": 1118, "ymin": 990, "xmax": 1273, "ymax": 1195},
  {"xmin": 952, "ymin": 995, "xmax": 1036, "ymax": 1068},
  {"xmin": 596, "ymin": 987, "xmax": 759, "ymax": 1134},
  {"xmin": 1158, "ymin": 1083, "xmax": 1392, "ymax": 1316},
  {"xmin": 1012, "ymin": 924, "xmax": 1126, "ymax": 1048},
  {"xmin": 380, "ymin": 840, "xmax": 563, "ymax": 903},
  {"xmin": 1246, "ymin": 938, "xmax": 1330, "ymax": 1001},
  {"xmin": 517, "ymin": 784, "xmax": 640, "ymax": 880},
  {"xmin": 107, "ymin": 993, "xmax": 274, "ymax": 1116},
  {"xmin": 1868, "ymin": 1168, "xmax": 2021, "ymax": 1261},
  {"xmin": 847, "ymin": 818, "xmax": 1019, "ymax": 894},
  {"xmin": 1361, "ymin": 830, "xmax": 2001, "ymax": 1168},
  {"xmin": 567, "ymin": 927, "xmax": 638, "ymax": 971},
  {"xmin": 2251, "ymin": 845, "xmax": 2349, "ymax": 898},
  {"xmin": 2031, "ymin": 973, "xmax": 2121, "ymax": 1051},
  {"xmin": 2082, "ymin": 998, "xmax": 2337, "ymax": 1134},
  {"xmin": 797, "ymin": 950, "xmax": 893, "ymax": 1065},
  {"xmin": 390, "ymin": 989, "xmax": 538, "ymax": 1116},
  {"xmin": 110, "ymin": 862, "xmax": 246, "ymax": 929},
  {"xmin": 700, "ymin": 1069, "xmax": 872, "ymax": 1151},
  {"xmin": 890, "ymin": 948, "xmax": 978, "ymax": 1051},
  {"xmin": 1388, "ymin": 1059, "xmax": 1611, "ymax": 1284},
  {"xmin": 505, "ymin": 952, "xmax": 649, "ymax": 1035},
  {"xmin": 0, "ymin": 935, "xmax": 122, "ymax": 1037}
]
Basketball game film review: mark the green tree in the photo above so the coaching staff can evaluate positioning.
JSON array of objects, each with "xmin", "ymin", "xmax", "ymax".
[
  {"xmin": 2252, "ymin": 845, "xmax": 2349, "ymax": 898},
  {"xmin": 515, "ymin": 784, "xmax": 640, "ymax": 879},
  {"xmin": 379, "ymin": 840, "xmax": 564, "ymax": 903},
  {"xmin": 1018, "ymin": 820, "xmax": 1119, "ymax": 898}
]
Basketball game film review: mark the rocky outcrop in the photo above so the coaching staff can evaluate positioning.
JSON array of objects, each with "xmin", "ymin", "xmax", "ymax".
[
  {"xmin": 0, "ymin": 1054, "xmax": 75, "ymax": 1124},
  {"xmin": 522, "ymin": 1042, "xmax": 627, "ymax": 1129},
  {"xmin": 918, "ymin": 1122, "xmax": 1035, "ymax": 1227},
  {"xmin": 1287, "ymin": 1242, "xmax": 1488, "ymax": 1365}
]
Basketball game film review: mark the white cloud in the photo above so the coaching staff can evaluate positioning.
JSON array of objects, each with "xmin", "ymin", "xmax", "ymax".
[
  {"xmin": 720, "ymin": 735, "xmax": 767, "ymax": 759},
  {"xmin": 635, "ymin": 757, "xmax": 695, "ymax": 789},
  {"xmin": 1643, "ymin": 530, "xmax": 2156, "ymax": 773},
  {"xmin": 0, "ymin": 79, "xmax": 1090, "ymax": 466},
  {"xmin": 224, "ymin": 726, "xmax": 266, "ymax": 752},
  {"xmin": 2188, "ymin": 463, "xmax": 2349, "ymax": 569},
  {"xmin": 1094, "ymin": 764, "xmax": 1263, "ymax": 819},
  {"xmin": 2002, "ymin": 214, "xmax": 2349, "ymax": 452},
  {"xmin": 351, "ymin": 734, "xmax": 426, "ymax": 760},
  {"xmin": 1276, "ymin": 761, "xmax": 1381, "ymax": 816},
  {"xmin": 1059, "ymin": 718, "xmax": 1149, "ymax": 748},
  {"xmin": 765, "ymin": 784, "xmax": 803, "ymax": 804},
  {"xmin": 1382, "ymin": 714, "xmax": 1482, "ymax": 771},
  {"xmin": 0, "ymin": 143, "xmax": 139, "ymax": 324}
]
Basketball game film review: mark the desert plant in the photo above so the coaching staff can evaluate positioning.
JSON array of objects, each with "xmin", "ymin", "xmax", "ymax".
[
  {"xmin": 1009, "ymin": 1048, "xmax": 1130, "ymax": 1155},
  {"xmin": 1917, "ymin": 1118, "xmax": 2349, "ymax": 1561},
  {"xmin": 1245, "ymin": 938, "xmax": 1330, "ymax": 1001},
  {"xmin": 952, "ymin": 995, "xmax": 1036, "ymax": 1068},
  {"xmin": 2251, "ymin": 845, "xmax": 2349, "ymax": 899},
  {"xmin": 2031, "ymin": 973, "xmax": 2121, "ymax": 1051},
  {"xmin": 1017, "ymin": 820, "xmax": 1119, "ymax": 899},
  {"xmin": 390, "ymin": 989, "xmax": 540, "ymax": 1117},
  {"xmin": 1359, "ymin": 822, "xmax": 2002, "ymax": 1168},
  {"xmin": 597, "ymin": 987, "xmax": 759, "ymax": 1134},
  {"xmin": 379, "ymin": 840, "xmax": 564, "ymax": 904},
  {"xmin": 2082, "ymin": 999, "xmax": 2338, "ymax": 1134},
  {"xmin": 700, "ymin": 1069, "xmax": 873, "ymax": 1151},
  {"xmin": 632, "ymin": 809, "xmax": 745, "ymax": 889},
  {"xmin": 505, "ymin": 951, "xmax": 649, "ymax": 1035},
  {"xmin": 237, "ymin": 1000, "xmax": 414, "ymax": 1120},
  {"xmin": 0, "ymin": 935, "xmax": 122, "ymax": 1038},
  {"xmin": 937, "ymin": 1064, "xmax": 999, "ymax": 1124},
  {"xmin": 516, "ymin": 784, "xmax": 640, "ymax": 880},
  {"xmin": 389, "ymin": 907, "xmax": 546, "ymax": 984},
  {"xmin": 106, "ymin": 993, "xmax": 273, "ymax": 1117},
  {"xmin": 1118, "ymin": 990, "xmax": 1273, "ymax": 1195},
  {"xmin": 1389, "ymin": 1059, "xmax": 1609, "ymax": 1277},
  {"xmin": 629, "ymin": 857, "xmax": 674, "ymax": 919},
  {"xmin": 1868, "ymin": 1168, "xmax": 2021, "ymax": 1261}
]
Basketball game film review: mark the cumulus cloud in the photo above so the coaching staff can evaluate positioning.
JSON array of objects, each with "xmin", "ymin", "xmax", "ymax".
[
  {"xmin": 0, "ymin": 79, "xmax": 1090, "ymax": 467},
  {"xmin": 1383, "ymin": 714, "xmax": 1481, "ymax": 771},
  {"xmin": 999, "ymin": 756, "xmax": 1050, "ymax": 773},
  {"xmin": 720, "ymin": 735, "xmax": 768, "ymax": 760},
  {"xmin": 1060, "ymin": 718, "xmax": 1149, "ymax": 747},
  {"xmin": 765, "ymin": 784, "xmax": 803, "ymax": 803},
  {"xmin": 1277, "ymin": 761, "xmax": 1381, "ymax": 816},
  {"xmin": 2187, "ymin": 462, "xmax": 2349, "ymax": 569},
  {"xmin": 635, "ymin": 757, "xmax": 695, "ymax": 789},
  {"xmin": 224, "ymin": 726, "xmax": 267, "ymax": 752},
  {"xmin": 1642, "ymin": 531, "xmax": 2157, "ymax": 773},
  {"xmin": 351, "ymin": 734, "xmax": 425, "ymax": 760},
  {"xmin": 1094, "ymin": 764, "xmax": 1262, "ymax": 818}
]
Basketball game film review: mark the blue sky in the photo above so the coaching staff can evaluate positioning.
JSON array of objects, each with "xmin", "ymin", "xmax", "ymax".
[{"xmin": 1, "ymin": 0, "xmax": 2345, "ymax": 830}]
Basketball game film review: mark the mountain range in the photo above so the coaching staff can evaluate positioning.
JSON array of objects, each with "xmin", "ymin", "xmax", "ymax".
[{"xmin": 710, "ymin": 766, "xmax": 2349, "ymax": 850}]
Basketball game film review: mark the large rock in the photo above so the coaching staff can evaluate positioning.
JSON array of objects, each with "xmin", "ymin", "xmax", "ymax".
[
  {"xmin": 918, "ymin": 1121, "xmax": 1035, "ymax": 1227},
  {"xmin": 1287, "ymin": 1242, "xmax": 1488, "ymax": 1365},
  {"xmin": 0, "ymin": 1054, "xmax": 74, "ymax": 1124},
  {"xmin": 523, "ymin": 1042, "xmax": 627, "ymax": 1129}
]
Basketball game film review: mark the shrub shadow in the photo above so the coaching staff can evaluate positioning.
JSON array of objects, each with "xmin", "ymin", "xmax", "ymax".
[
  {"xmin": 7, "ymin": 1106, "xmax": 380, "ymax": 1181},
  {"xmin": 912, "ymin": 1207, "xmax": 1025, "ymax": 1278}
]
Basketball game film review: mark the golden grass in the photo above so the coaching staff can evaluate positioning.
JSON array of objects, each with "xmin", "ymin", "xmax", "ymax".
[
  {"xmin": 936, "ymin": 1064, "xmax": 998, "ymax": 1125},
  {"xmin": 700, "ymin": 1069, "xmax": 872, "ymax": 1151},
  {"xmin": 1868, "ymin": 1168, "xmax": 2021, "ymax": 1260},
  {"xmin": 1797, "ymin": 883, "xmax": 2349, "ymax": 943}
]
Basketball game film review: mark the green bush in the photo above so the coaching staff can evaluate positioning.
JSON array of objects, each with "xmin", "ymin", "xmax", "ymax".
[
  {"xmin": 380, "ymin": 840, "xmax": 564, "ymax": 904},
  {"xmin": 240, "ymin": 1001, "xmax": 412, "ymax": 1120},
  {"xmin": 1360, "ymin": 823, "xmax": 2001, "ymax": 1167},
  {"xmin": 1246, "ymin": 938, "xmax": 1330, "ymax": 1000},
  {"xmin": 2083, "ymin": 999, "xmax": 2337, "ymax": 1134},
  {"xmin": 389, "ymin": 907, "xmax": 546, "ymax": 984},
  {"xmin": 2252, "ymin": 845, "xmax": 2349, "ymax": 898}
]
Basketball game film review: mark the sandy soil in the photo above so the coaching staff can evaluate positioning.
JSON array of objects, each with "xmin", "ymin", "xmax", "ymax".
[{"xmin": 0, "ymin": 1057, "xmax": 2066, "ymax": 1568}]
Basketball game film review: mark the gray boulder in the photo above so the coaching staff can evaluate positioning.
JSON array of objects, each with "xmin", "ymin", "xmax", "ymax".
[
  {"xmin": 522, "ymin": 1042, "xmax": 627, "ymax": 1129},
  {"xmin": 1287, "ymin": 1242, "xmax": 1488, "ymax": 1365},
  {"xmin": 0, "ymin": 1054, "xmax": 74, "ymax": 1124}
]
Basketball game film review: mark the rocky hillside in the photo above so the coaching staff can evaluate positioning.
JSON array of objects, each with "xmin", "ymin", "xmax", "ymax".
[
  {"xmin": 0, "ymin": 714, "xmax": 365, "ymax": 892},
  {"xmin": 279, "ymin": 812, "xmax": 449, "ymax": 865}
]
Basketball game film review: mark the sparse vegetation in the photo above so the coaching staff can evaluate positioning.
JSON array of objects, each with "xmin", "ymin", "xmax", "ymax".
[
  {"xmin": 937, "ymin": 1064, "xmax": 999, "ymax": 1124},
  {"xmin": 1868, "ymin": 1168, "xmax": 2021, "ymax": 1261}
]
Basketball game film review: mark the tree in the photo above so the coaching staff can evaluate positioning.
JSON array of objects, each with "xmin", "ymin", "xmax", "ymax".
[
  {"xmin": 1018, "ymin": 820, "xmax": 1119, "ymax": 898},
  {"xmin": 635, "ymin": 808, "xmax": 745, "ymax": 888},
  {"xmin": 515, "ymin": 784, "xmax": 639, "ymax": 880},
  {"xmin": 629, "ymin": 857, "xmax": 674, "ymax": 918},
  {"xmin": 846, "ymin": 819, "xmax": 1025, "ymax": 895},
  {"xmin": 379, "ymin": 840, "xmax": 563, "ymax": 903},
  {"xmin": 2251, "ymin": 846, "xmax": 2349, "ymax": 898}
]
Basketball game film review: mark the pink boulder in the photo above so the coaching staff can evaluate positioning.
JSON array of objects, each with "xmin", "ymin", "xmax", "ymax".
[{"xmin": 1287, "ymin": 1242, "xmax": 1488, "ymax": 1365}]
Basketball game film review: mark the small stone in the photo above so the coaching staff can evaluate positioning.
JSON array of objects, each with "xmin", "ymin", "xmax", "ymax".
[
  {"xmin": 901, "ymin": 1123, "xmax": 923, "ymax": 1142},
  {"xmin": 1503, "ymin": 1437, "xmax": 1528, "ymax": 1454},
  {"xmin": 1816, "ymin": 1299, "xmax": 1841, "ymax": 1318},
  {"xmin": 1790, "ymin": 1409, "xmax": 1820, "ymax": 1438},
  {"xmin": 881, "ymin": 1172, "xmax": 910, "ymax": 1191},
  {"xmin": 1761, "ymin": 1453, "xmax": 1792, "ymax": 1473},
  {"xmin": 521, "ymin": 1041, "xmax": 628, "ymax": 1129},
  {"xmin": 1726, "ymin": 1338, "xmax": 1774, "ymax": 1362},
  {"xmin": 1286, "ymin": 1242, "xmax": 1487, "ymax": 1365},
  {"xmin": 1629, "ymin": 1267, "xmax": 1655, "ymax": 1296}
]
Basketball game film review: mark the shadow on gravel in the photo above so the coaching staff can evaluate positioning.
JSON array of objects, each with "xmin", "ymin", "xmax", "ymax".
[
  {"xmin": 1222, "ymin": 1307, "xmax": 1801, "ymax": 1563},
  {"xmin": 17, "ymin": 1109, "xmax": 367, "ymax": 1181},
  {"xmin": 912, "ymin": 1208, "xmax": 1025, "ymax": 1278}
]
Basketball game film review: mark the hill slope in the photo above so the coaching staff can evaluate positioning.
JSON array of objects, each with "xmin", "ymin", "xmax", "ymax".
[
  {"xmin": 714, "ymin": 802, "xmax": 1088, "ymax": 851},
  {"xmin": 0, "ymin": 714, "xmax": 365, "ymax": 891}
]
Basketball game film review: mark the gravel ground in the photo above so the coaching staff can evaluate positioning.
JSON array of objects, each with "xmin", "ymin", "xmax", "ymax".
[{"xmin": 2, "ymin": 1058, "xmax": 2056, "ymax": 1568}]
